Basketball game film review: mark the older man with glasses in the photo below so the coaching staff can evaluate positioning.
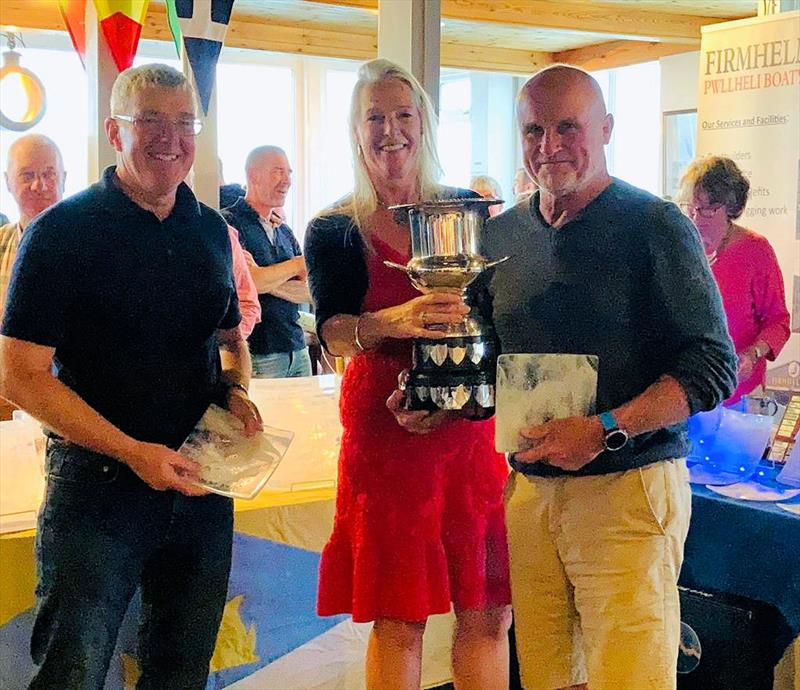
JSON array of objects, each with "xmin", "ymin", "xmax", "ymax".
[
  {"xmin": 1, "ymin": 134, "xmax": 66, "ymax": 321},
  {"xmin": 0, "ymin": 63, "xmax": 262, "ymax": 690}
]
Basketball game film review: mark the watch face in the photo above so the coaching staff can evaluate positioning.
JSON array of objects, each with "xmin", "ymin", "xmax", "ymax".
[{"xmin": 605, "ymin": 429, "xmax": 629, "ymax": 452}]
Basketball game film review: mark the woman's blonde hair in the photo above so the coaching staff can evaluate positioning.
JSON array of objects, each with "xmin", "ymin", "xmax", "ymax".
[
  {"xmin": 677, "ymin": 155, "xmax": 750, "ymax": 220},
  {"xmin": 321, "ymin": 58, "xmax": 442, "ymax": 229},
  {"xmin": 470, "ymin": 174, "xmax": 503, "ymax": 200}
]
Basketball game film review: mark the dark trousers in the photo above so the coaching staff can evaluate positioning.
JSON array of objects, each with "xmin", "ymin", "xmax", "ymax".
[{"xmin": 29, "ymin": 440, "xmax": 233, "ymax": 690}]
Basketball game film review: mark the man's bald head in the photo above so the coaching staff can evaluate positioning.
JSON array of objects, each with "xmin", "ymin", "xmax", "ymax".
[
  {"xmin": 6, "ymin": 134, "xmax": 64, "ymax": 175},
  {"xmin": 244, "ymin": 146, "xmax": 292, "ymax": 213},
  {"xmin": 518, "ymin": 65, "xmax": 607, "ymax": 122},
  {"xmin": 5, "ymin": 134, "xmax": 66, "ymax": 229},
  {"xmin": 516, "ymin": 64, "xmax": 613, "ymax": 205},
  {"xmin": 245, "ymin": 146, "xmax": 287, "ymax": 176}
]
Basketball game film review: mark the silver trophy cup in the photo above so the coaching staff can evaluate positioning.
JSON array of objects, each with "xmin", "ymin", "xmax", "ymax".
[{"xmin": 386, "ymin": 197, "xmax": 508, "ymax": 417}]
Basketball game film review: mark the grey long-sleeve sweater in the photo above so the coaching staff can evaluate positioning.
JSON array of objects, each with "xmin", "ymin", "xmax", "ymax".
[{"xmin": 483, "ymin": 179, "xmax": 737, "ymax": 477}]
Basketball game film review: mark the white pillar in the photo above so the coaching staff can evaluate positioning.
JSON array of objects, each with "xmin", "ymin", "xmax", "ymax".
[
  {"xmin": 469, "ymin": 73, "xmax": 489, "ymax": 178},
  {"xmin": 84, "ymin": 1, "xmax": 118, "ymax": 182},
  {"xmin": 182, "ymin": 52, "xmax": 219, "ymax": 209},
  {"xmin": 377, "ymin": 0, "xmax": 441, "ymax": 112}
]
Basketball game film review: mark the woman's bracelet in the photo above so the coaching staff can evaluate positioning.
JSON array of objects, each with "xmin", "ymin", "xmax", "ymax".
[{"xmin": 354, "ymin": 313, "xmax": 369, "ymax": 352}]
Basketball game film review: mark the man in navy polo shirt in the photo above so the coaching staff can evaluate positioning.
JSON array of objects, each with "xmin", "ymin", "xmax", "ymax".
[
  {"xmin": 223, "ymin": 146, "xmax": 312, "ymax": 378},
  {"xmin": 0, "ymin": 64, "xmax": 262, "ymax": 690}
]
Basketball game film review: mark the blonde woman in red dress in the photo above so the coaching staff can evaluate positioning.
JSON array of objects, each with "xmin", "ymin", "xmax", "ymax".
[{"xmin": 304, "ymin": 59, "xmax": 511, "ymax": 690}]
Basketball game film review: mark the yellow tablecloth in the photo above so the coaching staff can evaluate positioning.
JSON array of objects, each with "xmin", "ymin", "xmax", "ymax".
[{"xmin": 0, "ymin": 486, "xmax": 335, "ymax": 628}]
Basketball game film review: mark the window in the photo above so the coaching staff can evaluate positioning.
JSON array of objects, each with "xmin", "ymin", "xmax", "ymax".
[
  {"xmin": 318, "ymin": 66, "xmax": 358, "ymax": 208},
  {"xmin": 3, "ymin": 30, "xmax": 665, "ymax": 235},
  {"xmin": 663, "ymin": 110, "xmax": 697, "ymax": 200},
  {"xmin": 438, "ymin": 71, "xmax": 472, "ymax": 190},
  {"xmin": 591, "ymin": 61, "xmax": 661, "ymax": 195},
  {"xmin": 439, "ymin": 69, "xmax": 517, "ymax": 207},
  {"xmin": 0, "ymin": 36, "xmax": 87, "ymax": 222},
  {"xmin": 216, "ymin": 60, "xmax": 296, "ymax": 224}
]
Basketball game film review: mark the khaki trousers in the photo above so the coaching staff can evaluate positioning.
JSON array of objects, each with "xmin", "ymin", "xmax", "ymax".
[{"xmin": 505, "ymin": 460, "xmax": 691, "ymax": 690}]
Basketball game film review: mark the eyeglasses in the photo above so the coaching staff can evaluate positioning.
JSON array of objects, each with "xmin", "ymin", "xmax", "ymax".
[
  {"xmin": 18, "ymin": 169, "xmax": 60, "ymax": 184},
  {"xmin": 113, "ymin": 114, "xmax": 202, "ymax": 137},
  {"xmin": 679, "ymin": 202, "xmax": 725, "ymax": 219}
]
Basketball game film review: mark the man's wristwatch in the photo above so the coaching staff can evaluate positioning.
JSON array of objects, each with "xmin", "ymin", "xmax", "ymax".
[{"xmin": 598, "ymin": 410, "xmax": 629, "ymax": 452}]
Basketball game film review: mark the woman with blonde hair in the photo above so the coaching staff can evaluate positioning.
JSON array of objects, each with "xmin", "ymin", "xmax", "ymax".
[
  {"xmin": 469, "ymin": 174, "xmax": 504, "ymax": 217},
  {"xmin": 678, "ymin": 155, "xmax": 789, "ymax": 402},
  {"xmin": 304, "ymin": 58, "xmax": 511, "ymax": 690}
]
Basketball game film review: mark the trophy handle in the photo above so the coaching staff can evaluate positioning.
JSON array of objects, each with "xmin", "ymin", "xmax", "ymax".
[
  {"xmin": 485, "ymin": 256, "xmax": 510, "ymax": 269},
  {"xmin": 384, "ymin": 260, "xmax": 412, "ymax": 274}
]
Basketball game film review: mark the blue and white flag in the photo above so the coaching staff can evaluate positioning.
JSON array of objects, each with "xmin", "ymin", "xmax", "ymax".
[{"xmin": 167, "ymin": 0, "xmax": 236, "ymax": 114}]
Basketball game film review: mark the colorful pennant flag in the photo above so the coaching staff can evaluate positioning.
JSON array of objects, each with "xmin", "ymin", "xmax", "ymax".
[
  {"xmin": 166, "ymin": 0, "xmax": 236, "ymax": 114},
  {"xmin": 57, "ymin": 0, "xmax": 88, "ymax": 68},
  {"xmin": 165, "ymin": 0, "xmax": 182, "ymax": 56},
  {"xmin": 92, "ymin": 0, "xmax": 150, "ymax": 72}
]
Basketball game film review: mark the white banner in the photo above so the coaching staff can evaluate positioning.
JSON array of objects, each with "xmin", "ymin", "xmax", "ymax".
[{"xmin": 696, "ymin": 11, "xmax": 800, "ymax": 391}]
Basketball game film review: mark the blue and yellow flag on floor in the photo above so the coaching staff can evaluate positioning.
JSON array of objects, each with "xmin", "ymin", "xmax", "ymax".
[{"xmin": 165, "ymin": 0, "xmax": 236, "ymax": 114}]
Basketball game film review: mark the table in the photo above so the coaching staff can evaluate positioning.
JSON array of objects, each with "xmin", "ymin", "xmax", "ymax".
[
  {"xmin": 2, "ymin": 464, "xmax": 798, "ymax": 689},
  {"xmin": 682, "ymin": 468, "xmax": 800, "ymax": 657},
  {"xmin": 681, "ymin": 467, "xmax": 800, "ymax": 689},
  {"xmin": 0, "ymin": 487, "xmax": 456, "ymax": 690}
]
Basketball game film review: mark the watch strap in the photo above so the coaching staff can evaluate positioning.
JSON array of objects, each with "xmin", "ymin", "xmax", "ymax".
[{"xmin": 598, "ymin": 410, "xmax": 619, "ymax": 433}]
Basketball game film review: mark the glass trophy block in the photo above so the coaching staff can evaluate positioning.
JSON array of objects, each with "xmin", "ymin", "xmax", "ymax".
[{"xmin": 495, "ymin": 353, "xmax": 599, "ymax": 454}]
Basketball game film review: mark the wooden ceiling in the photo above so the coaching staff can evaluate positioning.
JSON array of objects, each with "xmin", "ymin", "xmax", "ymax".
[{"xmin": 1, "ymin": 0, "xmax": 758, "ymax": 74}]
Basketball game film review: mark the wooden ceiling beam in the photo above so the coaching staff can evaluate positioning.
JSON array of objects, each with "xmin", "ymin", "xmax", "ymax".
[
  {"xmin": 0, "ymin": 2, "xmax": 378, "ymax": 61},
  {"xmin": 442, "ymin": 43, "xmax": 551, "ymax": 74},
  {"xmin": 0, "ymin": 1, "xmax": 549, "ymax": 73},
  {"xmin": 0, "ymin": 1, "xmax": 65, "ymax": 33},
  {"xmin": 305, "ymin": 0, "xmax": 736, "ymax": 44},
  {"xmin": 555, "ymin": 40, "xmax": 696, "ymax": 72}
]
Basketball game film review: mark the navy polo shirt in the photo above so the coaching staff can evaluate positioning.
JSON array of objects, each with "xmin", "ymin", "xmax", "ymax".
[
  {"xmin": 1, "ymin": 166, "xmax": 241, "ymax": 449},
  {"xmin": 222, "ymin": 197, "xmax": 305, "ymax": 355}
]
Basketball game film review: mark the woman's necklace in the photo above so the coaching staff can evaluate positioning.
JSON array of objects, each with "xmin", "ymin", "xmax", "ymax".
[{"xmin": 706, "ymin": 223, "xmax": 734, "ymax": 266}]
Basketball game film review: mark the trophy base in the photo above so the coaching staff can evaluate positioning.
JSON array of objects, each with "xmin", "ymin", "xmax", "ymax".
[{"xmin": 403, "ymin": 370, "xmax": 495, "ymax": 419}]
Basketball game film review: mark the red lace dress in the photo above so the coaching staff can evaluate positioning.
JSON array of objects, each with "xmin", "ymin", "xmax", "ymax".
[{"xmin": 316, "ymin": 234, "xmax": 511, "ymax": 623}]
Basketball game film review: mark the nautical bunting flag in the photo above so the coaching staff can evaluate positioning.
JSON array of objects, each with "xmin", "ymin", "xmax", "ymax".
[
  {"xmin": 57, "ymin": 0, "xmax": 88, "ymax": 68},
  {"xmin": 166, "ymin": 0, "xmax": 236, "ymax": 115},
  {"xmin": 92, "ymin": 0, "xmax": 150, "ymax": 72}
]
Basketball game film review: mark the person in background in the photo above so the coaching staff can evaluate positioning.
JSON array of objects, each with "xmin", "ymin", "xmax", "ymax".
[
  {"xmin": 678, "ymin": 155, "xmax": 790, "ymax": 403},
  {"xmin": 185, "ymin": 168, "xmax": 260, "ymax": 339},
  {"xmin": 305, "ymin": 58, "xmax": 511, "ymax": 690},
  {"xmin": 227, "ymin": 225, "xmax": 261, "ymax": 339},
  {"xmin": 511, "ymin": 166, "xmax": 537, "ymax": 204},
  {"xmin": 223, "ymin": 146, "xmax": 312, "ymax": 378},
  {"xmin": 1, "ymin": 134, "xmax": 66, "ymax": 320},
  {"xmin": 0, "ymin": 212, "xmax": 9, "ymax": 225},
  {"xmin": 481, "ymin": 65, "xmax": 736, "ymax": 690},
  {"xmin": 0, "ymin": 64, "xmax": 262, "ymax": 689},
  {"xmin": 218, "ymin": 157, "xmax": 246, "ymax": 209},
  {"xmin": 469, "ymin": 174, "xmax": 504, "ymax": 217}
]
